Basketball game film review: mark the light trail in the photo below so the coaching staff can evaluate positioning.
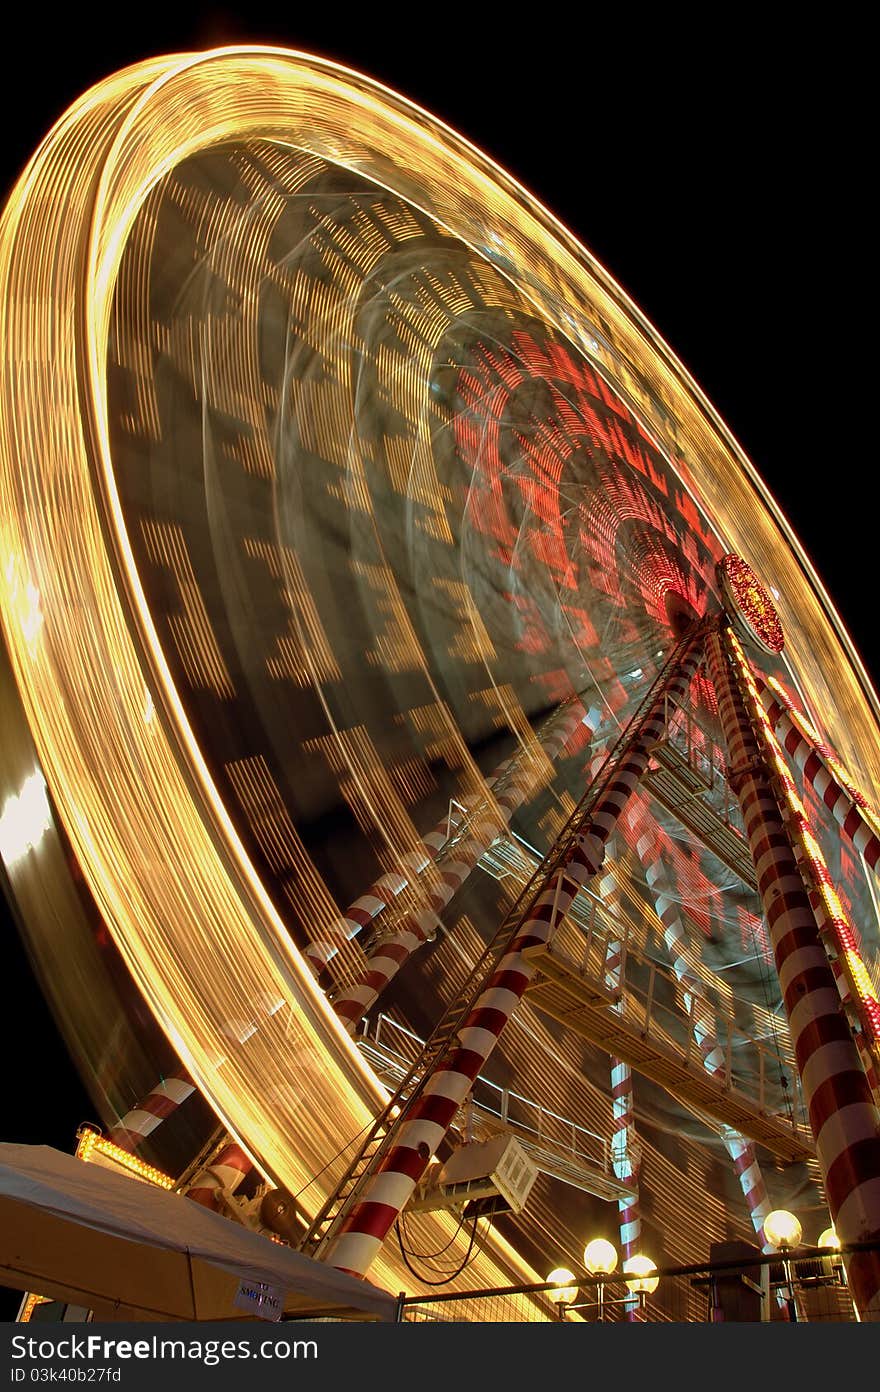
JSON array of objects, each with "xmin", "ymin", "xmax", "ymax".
[{"xmin": 1, "ymin": 47, "xmax": 878, "ymax": 1310}]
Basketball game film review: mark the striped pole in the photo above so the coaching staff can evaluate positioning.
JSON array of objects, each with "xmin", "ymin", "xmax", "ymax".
[
  {"xmin": 756, "ymin": 675, "xmax": 880, "ymax": 872},
  {"xmin": 323, "ymin": 634, "xmax": 704, "ymax": 1278},
  {"xmin": 599, "ymin": 863, "xmax": 643, "ymax": 1316},
  {"xmin": 610, "ymin": 1050, "xmax": 643, "ymax": 1320},
  {"xmin": 707, "ymin": 626, "xmax": 880, "ymax": 1320},
  {"xmin": 331, "ymin": 700, "xmax": 596, "ymax": 1029},
  {"xmin": 302, "ymin": 836, "xmax": 448, "ymax": 978},
  {"xmin": 733, "ymin": 651, "xmax": 880, "ymax": 1098},
  {"xmin": 184, "ymin": 1141, "xmax": 253, "ymax": 1210},
  {"xmin": 108, "ymin": 1072, "xmax": 195, "ymax": 1154},
  {"xmin": 719, "ymin": 1128, "xmax": 774, "ymax": 1242}
]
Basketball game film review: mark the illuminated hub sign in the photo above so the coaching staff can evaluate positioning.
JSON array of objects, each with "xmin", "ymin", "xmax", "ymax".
[{"xmin": 716, "ymin": 554, "xmax": 784, "ymax": 654}]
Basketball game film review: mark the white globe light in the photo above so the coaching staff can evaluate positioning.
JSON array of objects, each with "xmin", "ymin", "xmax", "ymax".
[
  {"xmin": 583, "ymin": 1237, "xmax": 618, "ymax": 1274},
  {"xmin": 818, "ymin": 1227, "xmax": 840, "ymax": 1251},
  {"xmin": 763, "ymin": 1209, "xmax": 802, "ymax": 1249},
  {"xmin": 546, "ymin": 1268, "xmax": 578, "ymax": 1304},
  {"xmin": 623, "ymin": 1254, "xmax": 659, "ymax": 1294}
]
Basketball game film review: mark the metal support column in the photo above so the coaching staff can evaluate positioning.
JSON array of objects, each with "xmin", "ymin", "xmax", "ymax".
[
  {"xmin": 707, "ymin": 624, "xmax": 880, "ymax": 1321},
  {"xmin": 756, "ymin": 674, "xmax": 880, "ymax": 873}
]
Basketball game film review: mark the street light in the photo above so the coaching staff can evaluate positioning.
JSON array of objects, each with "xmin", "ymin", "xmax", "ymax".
[
  {"xmin": 623, "ymin": 1254, "xmax": 659, "ymax": 1295},
  {"xmin": 763, "ymin": 1209, "xmax": 802, "ymax": 1320},
  {"xmin": 817, "ymin": 1226, "xmax": 847, "ymax": 1287},
  {"xmin": 583, "ymin": 1238, "xmax": 618, "ymax": 1320},
  {"xmin": 763, "ymin": 1209, "xmax": 802, "ymax": 1250},
  {"xmin": 817, "ymin": 1226, "xmax": 839, "ymax": 1252},
  {"xmin": 583, "ymin": 1238, "xmax": 618, "ymax": 1274},
  {"xmin": 548, "ymin": 1242, "xmax": 660, "ymax": 1321},
  {"xmin": 546, "ymin": 1267, "xmax": 579, "ymax": 1311}
]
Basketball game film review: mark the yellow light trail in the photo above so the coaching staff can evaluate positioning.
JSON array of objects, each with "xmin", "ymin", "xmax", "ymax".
[{"xmin": 1, "ymin": 47, "xmax": 878, "ymax": 1308}]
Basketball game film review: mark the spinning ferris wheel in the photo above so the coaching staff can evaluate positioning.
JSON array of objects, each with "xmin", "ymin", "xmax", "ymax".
[{"xmin": 1, "ymin": 48, "xmax": 878, "ymax": 1320}]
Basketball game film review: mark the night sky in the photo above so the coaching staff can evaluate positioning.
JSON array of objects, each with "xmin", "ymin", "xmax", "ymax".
[{"xmin": 0, "ymin": 9, "xmax": 869, "ymax": 1187}]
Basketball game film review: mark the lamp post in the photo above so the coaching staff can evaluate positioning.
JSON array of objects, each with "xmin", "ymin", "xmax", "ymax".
[
  {"xmin": 584, "ymin": 1238, "xmax": 618, "ymax": 1322},
  {"xmin": 817, "ymin": 1226, "xmax": 847, "ymax": 1289},
  {"xmin": 547, "ymin": 1268, "xmax": 579, "ymax": 1319},
  {"xmin": 547, "ymin": 1241, "xmax": 659, "ymax": 1321},
  {"xmin": 764, "ymin": 1209, "xmax": 802, "ymax": 1320}
]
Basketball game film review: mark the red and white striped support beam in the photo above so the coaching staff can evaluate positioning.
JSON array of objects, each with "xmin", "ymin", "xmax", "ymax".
[
  {"xmin": 108, "ymin": 1072, "xmax": 195, "ymax": 1154},
  {"xmin": 599, "ymin": 864, "xmax": 643, "ymax": 1313},
  {"xmin": 735, "ymin": 647, "xmax": 880, "ymax": 1093},
  {"xmin": 719, "ymin": 1128, "xmax": 774, "ymax": 1246},
  {"xmin": 804, "ymin": 887, "xmax": 880, "ymax": 1102},
  {"xmin": 323, "ymin": 636, "xmax": 704, "ymax": 1279},
  {"xmin": 302, "ymin": 835, "xmax": 448, "ymax": 978},
  {"xmin": 184, "ymin": 1141, "xmax": 253, "ymax": 1211},
  {"xmin": 707, "ymin": 626, "xmax": 880, "ymax": 1320},
  {"xmin": 609, "ymin": 1050, "xmax": 641, "ymax": 1250},
  {"xmin": 330, "ymin": 700, "xmax": 596, "ymax": 1029},
  {"xmin": 610, "ymin": 1048, "xmax": 643, "ymax": 1321},
  {"xmin": 756, "ymin": 674, "xmax": 880, "ymax": 872}
]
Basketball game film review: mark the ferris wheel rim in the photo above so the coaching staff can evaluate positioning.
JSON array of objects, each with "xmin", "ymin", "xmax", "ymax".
[{"xmin": 1, "ymin": 46, "xmax": 876, "ymax": 1304}]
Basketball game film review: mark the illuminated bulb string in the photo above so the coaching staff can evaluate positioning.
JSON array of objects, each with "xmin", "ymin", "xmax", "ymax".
[
  {"xmin": 759, "ymin": 673, "xmax": 880, "ymax": 858},
  {"xmin": 727, "ymin": 631, "xmax": 880, "ymax": 1050}
]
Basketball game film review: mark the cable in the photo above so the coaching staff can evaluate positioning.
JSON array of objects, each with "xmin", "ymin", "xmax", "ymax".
[
  {"xmin": 395, "ymin": 1209, "xmax": 483, "ymax": 1286},
  {"xmin": 289, "ymin": 1116, "xmax": 375, "ymax": 1204},
  {"xmin": 397, "ymin": 1205, "xmax": 468, "ymax": 1261}
]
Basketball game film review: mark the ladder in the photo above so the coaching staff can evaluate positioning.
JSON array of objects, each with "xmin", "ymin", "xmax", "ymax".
[{"xmin": 298, "ymin": 623, "xmax": 710, "ymax": 1259}]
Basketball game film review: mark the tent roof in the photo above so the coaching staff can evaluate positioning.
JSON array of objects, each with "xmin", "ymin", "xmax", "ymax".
[{"xmin": 0, "ymin": 1143, "xmax": 396, "ymax": 1321}]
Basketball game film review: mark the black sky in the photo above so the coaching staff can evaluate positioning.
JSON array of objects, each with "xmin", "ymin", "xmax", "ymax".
[{"xmin": 0, "ymin": 10, "xmax": 869, "ymax": 1161}]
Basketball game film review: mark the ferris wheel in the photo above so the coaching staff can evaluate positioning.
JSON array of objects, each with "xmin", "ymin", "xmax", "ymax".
[{"xmin": 1, "ymin": 48, "xmax": 878, "ymax": 1321}]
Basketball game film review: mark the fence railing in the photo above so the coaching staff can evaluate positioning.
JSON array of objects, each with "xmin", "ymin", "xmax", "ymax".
[
  {"xmin": 358, "ymin": 1012, "xmax": 611, "ymax": 1175},
  {"xmin": 398, "ymin": 1245, "xmax": 873, "ymax": 1323}
]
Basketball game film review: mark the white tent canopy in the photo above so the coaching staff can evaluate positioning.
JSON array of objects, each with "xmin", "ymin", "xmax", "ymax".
[{"xmin": 0, "ymin": 1143, "xmax": 396, "ymax": 1321}]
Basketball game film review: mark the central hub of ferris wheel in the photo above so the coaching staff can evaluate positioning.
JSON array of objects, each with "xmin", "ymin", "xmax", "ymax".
[{"xmin": 716, "ymin": 553, "xmax": 785, "ymax": 654}]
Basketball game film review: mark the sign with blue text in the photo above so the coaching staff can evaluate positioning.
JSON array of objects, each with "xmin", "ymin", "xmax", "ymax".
[{"xmin": 232, "ymin": 1281, "xmax": 283, "ymax": 1321}]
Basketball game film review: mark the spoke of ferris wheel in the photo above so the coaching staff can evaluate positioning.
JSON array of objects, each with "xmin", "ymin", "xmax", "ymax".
[
  {"xmin": 107, "ymin": 1070, "xmax": 195, "ymax": 1154},
  {"xmin": 303, "ymin": 693, "xmax": 593, "ymax": 977}
]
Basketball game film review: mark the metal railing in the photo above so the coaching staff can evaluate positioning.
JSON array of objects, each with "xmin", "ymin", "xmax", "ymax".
[
  {"xmin": 358, "ymin": 1012, "xmax": 610, "ymax": 1175},
  {"xmin": 480, "ymin": 832, "xmax": 630, "ymax": 992},
  {"xmin": 480, "ymin": 835, "xmax": 805, "ymax": 1135},
  {"xmin": 621, "ymin": 946, "xmax": 805, "ymax": 1126},
  {"xmin": 658, "ymin": 692, "xmax": 746, "ymax": 836}
]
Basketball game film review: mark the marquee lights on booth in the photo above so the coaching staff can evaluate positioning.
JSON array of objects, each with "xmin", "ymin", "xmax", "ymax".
[{"xmin": 76, "ymin": 1125, "xmax": 176, "ymax": 1189}]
